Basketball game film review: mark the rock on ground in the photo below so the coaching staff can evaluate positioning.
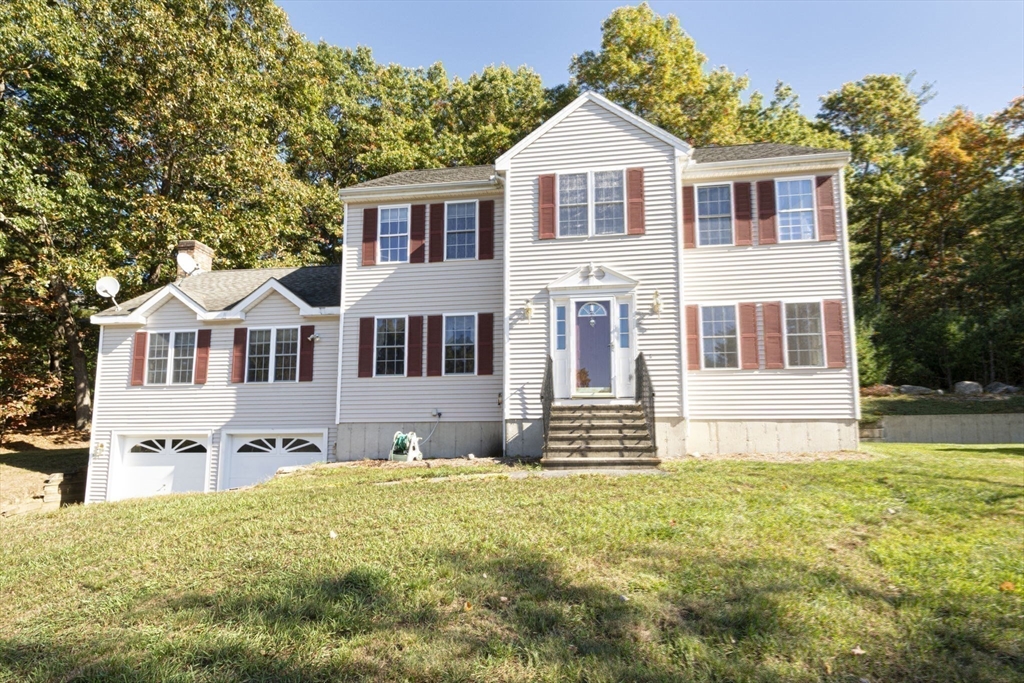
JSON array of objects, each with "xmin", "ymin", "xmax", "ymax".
[
  {"xmin": 954, "ymin": 381, "xmax": 983, "ymax": 395},
  {"xmin": 899, "ymin": 385, "xmax": 936, "ymax": 395},
  {"xmin": 985, "ymin": 382, "xmax": 1021, "ymax": 394}
]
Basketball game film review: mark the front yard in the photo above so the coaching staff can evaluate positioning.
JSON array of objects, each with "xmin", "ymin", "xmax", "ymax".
[{"xmin": 1, "ymin": 444, "xmax": 1021, "ymax": 682}]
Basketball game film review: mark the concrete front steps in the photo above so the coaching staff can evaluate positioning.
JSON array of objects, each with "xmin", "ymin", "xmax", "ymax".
[{"xmin": 541, "ymin": 404, "xmax": 660, "ymax": 469}]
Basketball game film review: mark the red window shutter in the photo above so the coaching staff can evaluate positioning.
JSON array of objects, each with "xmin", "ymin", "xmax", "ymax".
[
  {"xmin": 626, "ymin": 167, "xmax": 645, "ymax": 235},
  {"xmin": 682, "ymin": 186, "xmax": 696, "ymax": 249},
  {"xmin": 685, "ymin": 305, "xmax": 700, "ymax": 370},
  {"xmin": 477, "ymin": 312, "xmax": 494, "ymax": 375},
  {"xmin": 816, "ymin": 175, "xmax": 837, "ymax": 241},
  {"xmin": 478, "ymin": 199, "xmax": 495, "ymax": 259},
  {"xmin": 131, "ymin": 331, "xmax": 147, "ymax": 386},
  {"xmin": 410, "ymin": 204, "xmax": 426, "ymax": 263},
  {"xmin": 429, "ymin": 203, "xmax": 445, "ymax": 262},
  {"xmin": 426, "ymin": 315, "xmax": 443, "ymax": 376},
  {"xmin": 824, "ymin": 299, "xmax": 847, "ymax": 368},
  {"xmin": 407, "ymin": 316, "xmax": 424, "ymax": 377},
  {"xmin": 357, "ymin": 317, "xmax": 374, "ymax": 378},
  {"xmin": 538, "ymin": 174, "xmax": 556, "ymax": 240},
  {"xmin": 361, "ymin": 207, "xmax": 377, "ymax": 266},
  {"xmin": 762, "ymin": 303, "xmax": 784, "ymax": 369},
  {"xmin": 734, "ymin": 182, "xmax": 753, "ymax": 246},
  {"xmin": 194, "ymin": 329, "xmax": 211, "ymax": 384},
  {"xmin": 739, "ymin": 303, "xmax": 759, "ymax": 369},
  {"xmin": 231, "ymin": 328, "xmax": 247, "ymax": 383},
  {"xmin": 298, "ymin": 325, "xmax": 315, "ymax": 381},
  {"xmin": 757, "ymin": 181, "xmax": 777, "ymax": 245}
]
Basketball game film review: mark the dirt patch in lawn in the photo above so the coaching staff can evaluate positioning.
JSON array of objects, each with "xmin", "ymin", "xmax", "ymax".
[
  {"xmin": 1, "ymin": 424, "xmax": 90, "ymax": 514},
  {"xmin": 691, "ymin": 450, "xmax": 873, "ymax": 463}
]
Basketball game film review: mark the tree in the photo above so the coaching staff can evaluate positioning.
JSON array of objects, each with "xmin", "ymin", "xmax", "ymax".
[{"xmin": 0, "ymin": 327, "xmax": 60, "ymax": 446}]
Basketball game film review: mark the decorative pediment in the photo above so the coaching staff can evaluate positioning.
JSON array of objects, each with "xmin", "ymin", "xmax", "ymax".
[{"xmin": 546, "ymin": 264, "xmax": 639, "ymax": 293}]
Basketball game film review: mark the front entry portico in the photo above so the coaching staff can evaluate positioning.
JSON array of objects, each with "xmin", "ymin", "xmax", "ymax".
[{"xmin": 547, "ymin": 264, "xmax": 638, "ymax": 402}]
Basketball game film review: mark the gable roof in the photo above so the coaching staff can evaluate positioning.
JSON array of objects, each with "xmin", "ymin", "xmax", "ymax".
[
  {"xmin": 494, "ymin": 91, "xmax": 692, "ymax": 170},
  {"xmin": 692, "ymin": 143, "xmax": 845, "ymax": 164},
  {"xmin": 93, "ymin": 265, "xmax": 340, "ymax": 322},
  {"xmin": 346, "ymin": 165, "xmax": 495, "ymax": 190}
]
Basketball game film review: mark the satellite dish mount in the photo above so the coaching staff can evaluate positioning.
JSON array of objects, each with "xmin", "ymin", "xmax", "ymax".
[
  {"xmin": 95, "ymin": 276, "xmax": 122, "ymax": 311},
  {"xmin": 176, "ymin": 251, "xmax": 200, "ymax": 277}
]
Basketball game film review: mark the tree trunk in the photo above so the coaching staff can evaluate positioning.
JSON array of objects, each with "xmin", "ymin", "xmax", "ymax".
[
  {"xmin": 873, "ymin": 209, "xmax": 884, "ymax": 306},
  {"xmin": 51, "ymin": 277, "xmax": 92, "ymax": 430}
]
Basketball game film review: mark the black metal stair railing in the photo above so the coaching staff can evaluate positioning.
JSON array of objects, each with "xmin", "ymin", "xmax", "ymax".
[
  {"xmin": 540, "ymin": 355, "xmax": 554, "ymax": 448},
  {"xmin": 634, "ymin": 352, "xmax": 657, "ymax": 453}
]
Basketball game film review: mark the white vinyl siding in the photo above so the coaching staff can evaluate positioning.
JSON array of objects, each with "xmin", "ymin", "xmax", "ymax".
[
  {"xmin": 340, "ymin": 195, "xmax": 504, "ymax": 422},
  {"xmin": 87, "ymin": 292, "xmax": 339, "ymax": 502},
  {"xmin": 506, "ymin": 99, "xmax": 683, "ymax": 419},
  {"xmin": 683, "ymin": 171, "xmax": 856, "ymax": 420}
]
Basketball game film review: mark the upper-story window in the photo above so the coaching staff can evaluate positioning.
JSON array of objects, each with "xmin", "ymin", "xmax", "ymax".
[
  {"xmin": 375, "ymin": 317, "xmax": 406, "ymax": 376},
  {"xmin": 557, "ymin": 171, "xmax": 627, "ymax": 237},
  {"xmin": 700, "ymin": 305, "xmax": 739, "ymax": 369},
  {"xmin": 379, "ymin": 206, "xmax": 409, "ymax": 262},
  {"xmin": 785, "ymin": 302, "xmax": 825, "ymax": 367},
  {"xmin": 147, "ymin": 331, "xmax": 196, "ymax": 384},
  {"xmin": 446, "ymin": 201, "xmax": 477, "ymax": 260},
  {"xmin": 247, "ymin": 328, "xmax": 298, "ymax": 382},
  {"xmin": 776, "ymin": 179, "xmax": 816, "ymax": 241},
  {"xmin": 444, "ymin": 314, "xmax": 476, "ymax": 375},
  {"xmin": 593, "ymin": 171, "xmax": 625, "ymax": 235},
  {"xmin": 559, "ymin": 173, "xmax": 588, "ymax": 236},
  {"xmin": 697, "ymin": 184, "xmax": 732, "ymax": 246}
]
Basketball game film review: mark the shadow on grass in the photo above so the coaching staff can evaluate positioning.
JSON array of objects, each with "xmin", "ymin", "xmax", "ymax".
[
  {"xmin": 931, "ymin": 446, "xmax": 1024, "ymax": 457},
  {"xmin": 1, "ymin": 549, "xmax": 1021, "ymax": 681},
  {"xmin": 0, "ymin": 447, "xmax": 90, "ymax": 474}
]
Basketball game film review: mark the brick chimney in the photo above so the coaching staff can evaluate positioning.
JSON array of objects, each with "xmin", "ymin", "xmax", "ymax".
[{"xmin": 175, "ymin": 239, "xmax": 214, "ymax": 277}]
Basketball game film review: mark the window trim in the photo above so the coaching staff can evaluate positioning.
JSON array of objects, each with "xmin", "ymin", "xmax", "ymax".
[
  {"xmin": 245, "ymin": 327, "xmax": 300, "ymax": 384},
  {"xmin": 694, "ymin": 181, "xmax": 735, "ymax": 248},
  {"xmin": 554, "ymin": 304, "xmax": 567, "ymax": 351},
  {"xmin": 774, "ymin": 176, "xmax": 818, "ymax": 243},
  {"xmin": 143, "ymin": 330, "xmax": 198, "ymax": 386},
  {"xmin": 377, "ymin": 203, "xmax": 412, "ymax": 264},
  {"xmin": 781, "ymin": 298, "xmax": 827, "ymax": 369},
  {"xmin": 441, "ymin": 312, "xmax": 478, "ymax": 377},
  {"xmin": 698, "ymin": 303, "xmax": 741, "ymax": 371},
  {"xmin": 372, "ymin": 315, "xmax": 409, "ymax": 378},
  {"xmin": 554, "ymin": 167, "xmax": 628, "ymax": 239},
  {"xmin": 443, "ymin": 199, "xmax": 479, "ymax": 261}
]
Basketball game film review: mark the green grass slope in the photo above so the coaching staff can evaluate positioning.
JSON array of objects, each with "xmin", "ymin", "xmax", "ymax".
[{"xmin": 1, "ymin": 446, "xmax": 1022, "ymax": 682}]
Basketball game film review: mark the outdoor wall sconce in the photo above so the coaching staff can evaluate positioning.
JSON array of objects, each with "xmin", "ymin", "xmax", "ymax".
[
  {"xmin": 651, "ymin": 290, "xmax": 662, "ymax": 317},
  {"xmin": 523, "ymin": 299, "xmax": 534, "ymax": 321},
  {"xmin": 307, "ymin": 332, "xmax": 321, "ymax": 342}
]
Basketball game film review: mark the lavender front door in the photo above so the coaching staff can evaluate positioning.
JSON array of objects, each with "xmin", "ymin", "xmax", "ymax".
[{"xmin": 575, "ymin": 301, "xmax": 612, "ymax": 394}]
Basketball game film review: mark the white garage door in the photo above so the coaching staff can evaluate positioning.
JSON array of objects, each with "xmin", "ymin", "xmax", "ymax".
[
  {"xmin": 113, "ymin": 437, "xmax": 208, "ymax": 501},
  {"xmin": 223, "ymin": 434, "xmax": 325, "ymax": 490}
]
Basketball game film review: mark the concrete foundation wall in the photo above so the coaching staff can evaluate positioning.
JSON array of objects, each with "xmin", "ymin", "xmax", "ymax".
[
  {"xmin": 684, "ymin": 420, "xmax": 859, "ymax": 455},
  {"xmin": 504, "ymin": 420, "xmax": 544, "ymax": 459},
  {"xmin": 337, "ymin": 422, "xmax": 502, "ymax": 460},
  {"xmin": 879, "ymin": 414, "xmax": 1024, "ymax": 444}
]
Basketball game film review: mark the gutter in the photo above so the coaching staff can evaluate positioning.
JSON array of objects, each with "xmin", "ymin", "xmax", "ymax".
[{"xmin": 339, "ymin": 176, "xmax": 503, "ymax": 202}]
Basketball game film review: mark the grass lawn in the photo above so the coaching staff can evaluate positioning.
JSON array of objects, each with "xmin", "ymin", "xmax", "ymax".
[
  {"xmin": 1, "ymin": 444, "xmax": 1022, "ymax": 682},
  {"xmin": 860, "ymin": 395, "xmax": 1024, "ymax": 424}
]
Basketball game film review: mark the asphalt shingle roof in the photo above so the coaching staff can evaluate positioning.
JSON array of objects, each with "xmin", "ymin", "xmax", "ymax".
[
  {"xmin": 347, "ymin": 165, "xmax": 496, "ymax": 189},
  {"xmin": 95, "ymin": 265, "xmax": 340, "ymax": 317},
  {"xmin": 692, "ymin": 143, "xmax": 844, "ymax": 163}
]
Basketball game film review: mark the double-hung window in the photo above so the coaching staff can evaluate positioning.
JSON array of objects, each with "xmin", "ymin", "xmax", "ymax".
[
  {"xmin": 776, "ymin": 179, "xmax": 816, "ymax": 241},
  {"xmin": 146, "ymin": 331, "xmax": 196, "ymax": 384},
  {"xmin": 558, "ymin": 173, "xmax": 588, "ymax": 236},
  {"xmin": 593, "ymin": 171, "xmax": 625, "ymax": 235},
  {"xmin": 444, "ymin": 314, "xmax": 476, "ymax": 375},
  {"xmin": 379, "ymin": 206, "xmax": 409, "ymax": 262},
  {"xmin": 785, "ymin": 302, "xmax": 825, "ymax": 367},
  {"xmin": 700, "ymin": 306, "xmax": 739, "ymax": 369},
  {"xmin": 445, "ymin": 201, "xmax": 477, "ymax": 260},
  {"xmin": 247, "ymin": 328, "xmax": 299, "ymax": 383},
  {"xmin": 558, "ymin": 170, "xmax": 627, "ymax": 237},
  {"xmin": 697, "ymin": 184, "xmax": 733, "ymax": 245},
  {"xmin": 375, "ymin": 317, "xmax": 406, "ymax": 376}
]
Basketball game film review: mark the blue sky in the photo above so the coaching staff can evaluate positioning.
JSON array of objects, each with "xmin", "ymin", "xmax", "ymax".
[{"xmin": 277, "ymin": 1, "xmax": 1023, "ymax": 120}]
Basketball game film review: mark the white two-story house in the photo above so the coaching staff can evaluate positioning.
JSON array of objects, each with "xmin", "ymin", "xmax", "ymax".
[{"xmin": 85, "ymin": 91, "xmax": 859, "ymax": 501}]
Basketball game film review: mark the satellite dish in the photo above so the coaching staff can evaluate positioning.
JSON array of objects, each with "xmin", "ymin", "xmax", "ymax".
[
  {"xmin": 176, "ymin": 251, "xmax": 200, "ymax": 276},
  {"xmin": 95, "ymin": 276, "xmax": 122, "ymax": 311}
]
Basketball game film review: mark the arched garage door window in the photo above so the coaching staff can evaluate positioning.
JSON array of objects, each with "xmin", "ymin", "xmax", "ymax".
[
  {"xmin": 236, "ymin": 437, "xmax": 321, "ymax": 453},
  {"xmin": 130, "ymin": 438, "xmax": 207, "ymax": 454}
]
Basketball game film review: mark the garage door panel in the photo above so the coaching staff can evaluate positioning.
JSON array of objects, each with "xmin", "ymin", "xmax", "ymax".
[
  {"xmin": 225, "ymin": 434, "xmax": 324, "ymax": 490},
  {"xmin": 114, "ymin": 436, "xmax": 208, "ymax": 501}
]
